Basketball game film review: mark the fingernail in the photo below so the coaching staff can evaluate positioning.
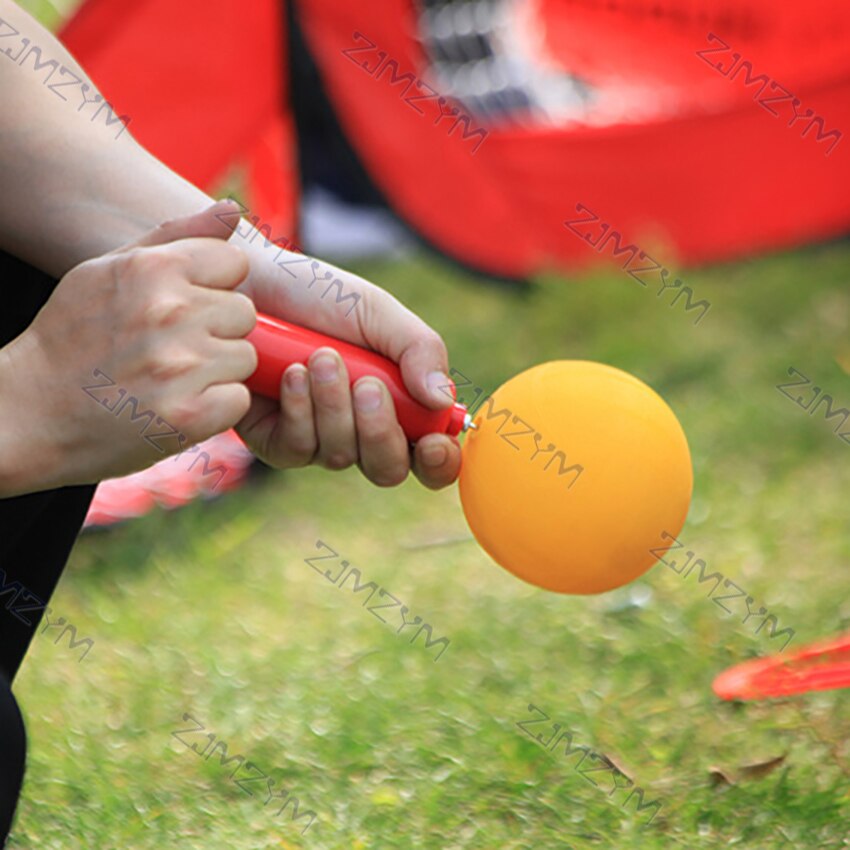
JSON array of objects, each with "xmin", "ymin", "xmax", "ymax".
[
  {"xmin": 354, "ymin": 380, "xmax": 382, "ymax": 413},
  {"xmin": 284, "ymin": 365, "xmax": 308, "ymax": 396},
  {"xmin": 421, "ymin": 442, "xmax": 448, "ymax": 467},
  {"xmin": 427, "ymin": 371, "xmax": 452, "ymax": 404},
  {"xmin": 311, "ymin": 351, "xmax": 339, "ymax": 384}
]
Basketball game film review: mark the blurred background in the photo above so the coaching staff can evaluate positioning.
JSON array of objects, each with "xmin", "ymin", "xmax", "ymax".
[{"xmin": 9, "ymin": 1, "xmax": 850, "ymax": 848}]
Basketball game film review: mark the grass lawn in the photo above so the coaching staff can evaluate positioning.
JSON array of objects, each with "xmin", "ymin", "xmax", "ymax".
[
  {"xmin": 8, "ymin": 3, "xmax": 850, "ymax": 846},
  {"xmin": 9, "ymin": 235, "xmax": 850, "ymax": 848}
]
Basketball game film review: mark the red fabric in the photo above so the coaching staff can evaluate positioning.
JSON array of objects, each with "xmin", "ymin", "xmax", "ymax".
[
  {"xmin": 537, "ymin": 0, "xmax": 850, "ymax": 92},
  {"xmin": 245, "ymin": 111, "xmax": 300, "ymax": 243},
  {"xmin": 59, "ymin": 0, "xmax": 850, "ymax": 277},
  {"xmin": 59, "ymin": 0, "xmax": 298, "ymax": 225},
  {"xmin": 295, "ymin": 0, "xmax": 850, "ymax": 276}
]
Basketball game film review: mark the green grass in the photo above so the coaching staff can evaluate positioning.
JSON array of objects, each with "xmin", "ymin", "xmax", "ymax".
[
  {"xmin": 9, "ymin": 239, "xmax": 850, "ymax": 849},
  {"xmin": 8, "ymin": 4, "xmax": 850, "ymax": 845}
]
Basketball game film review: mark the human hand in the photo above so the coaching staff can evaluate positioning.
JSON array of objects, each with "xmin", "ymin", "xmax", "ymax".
[
  {"xmin": 0, "ymin": 201, "xmax": 256, "ymax": 496},
  {"xmin": 232, "ymin": 221, "xmax": 462, "ymax": 490}
]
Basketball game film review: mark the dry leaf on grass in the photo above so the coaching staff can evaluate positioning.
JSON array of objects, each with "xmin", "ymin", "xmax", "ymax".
[
  {"xmin": 738, "ymin": 754, "xmax": 787, "ymax": 780},
  {"xmin": 708, "ymin": 754, "xmax": 787, "ymax": 787},
  {"xmin": 708, "ymin": 766, "xmax": 735, "ymax": 787}
]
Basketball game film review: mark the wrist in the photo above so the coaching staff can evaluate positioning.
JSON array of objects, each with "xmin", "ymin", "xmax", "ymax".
[{"xmin": 0, "ymin": 333, "xmax": 62, "ymax": 497}]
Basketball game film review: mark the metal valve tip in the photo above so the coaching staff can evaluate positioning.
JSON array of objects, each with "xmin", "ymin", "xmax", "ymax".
[{"xmin": 464, "ymin": 414, "xmax": 478, "ymax": 431}]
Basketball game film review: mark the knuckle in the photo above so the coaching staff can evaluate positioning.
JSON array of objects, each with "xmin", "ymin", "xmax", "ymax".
[
  {"xmin": 292, "ymin": 434, "xmax": 317, "ymax": 455},
  {"xmin": 423, "ymin": 328, "xmax": 444, "ymax": 348},
  {"xmin": 236, "ymin": 340, "xmax": 258, "ymax": 377},
  {"xmin": 282, "ymin": 454, "xmax": 312, "ymax": 470},
  {"xmin": 221, "ymin": 241, "xmax": 249, "ymax": 269},
  {"xmin": 323, "ymin": 450, "xmax": 357, "ymax": 471},
  {"xmin": 370, "ymin": 465, "xmax": 409, "ymax": 488},
  {"xmin": 415, "ymin": 327, "xmax": 445, "ymax": 354},
  {"xmin": 314, "ymin": 393, "xmax": 349, "ymax": 416},
  {"xmin": 211, "ymin": 242, "xmax": 250, "ymax": 283},
  {"xmin": 155, "ymin": 399, "xmax": 197, "ymax": 436},
  {"xmin": 228, "ymin": 384, "xmax": 252, "ymax": 420},
  {"xmin": 233, "ymin": 292, "xmax": 257, "ymax": 329},
  {"xmin": 142, "ymin": 292, "xmax": 191, "ymax": 329},
  {"xmin": 120, "ymin": 247, "xmax": 173, "ymax": 280},
  {"xmin": 143, "ymin": 346, "xmax": 200, "ymax": 382},
  {"xmin": 359, "ymin": 420, "xmax": 397, "ymax": 446},
  {"xmin": 286, "ymin": 435, "xmax": 317, "ymax": 463}
]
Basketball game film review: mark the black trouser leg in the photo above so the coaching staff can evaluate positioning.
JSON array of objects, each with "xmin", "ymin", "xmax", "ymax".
[
  {"xmin": 0, "ymin": 245, "xmax": 97, "ymax": 844},
  {"xmin": 0, "ymin": 676, "xmax": 26, "ymax": 848}
]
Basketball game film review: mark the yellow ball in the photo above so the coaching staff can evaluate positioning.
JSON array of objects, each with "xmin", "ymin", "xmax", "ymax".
[{"xmin": 458, "ymin": 361, "xmax": 692, "ymax": 594}]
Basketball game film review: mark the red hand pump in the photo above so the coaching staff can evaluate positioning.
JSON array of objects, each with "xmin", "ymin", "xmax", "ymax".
[{"xmin": 245, "ymin": 313, "xmax": 470, "ymax": 442}]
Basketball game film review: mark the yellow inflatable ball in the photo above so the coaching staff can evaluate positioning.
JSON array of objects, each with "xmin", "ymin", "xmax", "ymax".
[{"xmin": 458, "ymin": 361, "xmax": 692, "ymax": 594}]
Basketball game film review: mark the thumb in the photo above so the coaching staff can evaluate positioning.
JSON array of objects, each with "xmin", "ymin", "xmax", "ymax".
[{"xmin": 115, "ymin": 199, "xmax": 242, "ymax": 252}]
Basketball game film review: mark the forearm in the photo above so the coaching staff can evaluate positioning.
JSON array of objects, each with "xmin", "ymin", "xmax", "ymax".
[
  {"xmin": 0, "ymin": 2, "xmax": 366, "ymax": 321},
  {"xmin": 0, "ymin": 0, "xmax": 213, "ymax": 276},
  {"xmin": 0, "ymin": 343, "xmax": 21, "ymax": 496}
]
